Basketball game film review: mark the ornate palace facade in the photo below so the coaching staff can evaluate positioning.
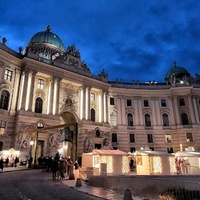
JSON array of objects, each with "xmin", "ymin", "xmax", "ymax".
[{"xmin": 0, "ymin": 26, "xmax": 200, "ymax": 162}]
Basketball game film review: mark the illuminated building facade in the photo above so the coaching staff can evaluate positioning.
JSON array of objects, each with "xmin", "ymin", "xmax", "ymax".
[{"xmin": 0, "ymin": 26, "xmax": 200, "ymax": 163}]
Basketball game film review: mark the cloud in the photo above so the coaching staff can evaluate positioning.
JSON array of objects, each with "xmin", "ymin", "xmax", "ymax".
[{"xmin": 0, "ymin": 0, "xmax": 200, "ymax": 82}]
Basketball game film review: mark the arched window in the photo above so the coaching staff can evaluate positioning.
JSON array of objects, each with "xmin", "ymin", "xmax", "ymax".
[
  {"xmin": 35, "ymin": 97, "xmax": 43, "ymax": 113},
  {"xmin": 96, "ymin": 129, "xmax": 100, "ymax": 137},
  {"xmin": 0, "ymin": 90, "xmax": 10, "ymax": 110},
  {"xmin": 181, "ymin": 113, "xmax": 189, "ymax": 125},
  {"xmin": 162, "ymin": 113, "xmax": 169, "ymax": 126},
  {"xmin": 145, "ymin": 114, "xmax": 151, "ymax": 126},
  {"xmin": 91, "ymin": 108, "xmax": 95, "ymax": 122},
  {"xmin": 127, "ymin": 113, "xmax": 134, "ymax": 126},
  {"xmin": 110, "ymin": 112, "xmax": 117, "ymax": 126}
]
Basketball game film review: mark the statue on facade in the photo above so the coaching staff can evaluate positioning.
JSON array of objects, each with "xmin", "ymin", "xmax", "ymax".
[
  {"xmin": 98, "ymin": 69, "xmax": 108, "ymax": 80},
  {"xmin": 84, "ymin": 135, "xmax": 94, "ymax": 153},
  {"xmin": 101, "ymin": 136, "xmax": 113, "ymax": 150},
  {"xmin": 66, "ymin": 44, "xmax": 81, "ymax": 59},
  {"xmin": 2, "ymin": 37, "xmax": 7, "ymax": 45},
  {"xmin": 49, "ymin": 133, "xmax": 60, "ymax": 149}
]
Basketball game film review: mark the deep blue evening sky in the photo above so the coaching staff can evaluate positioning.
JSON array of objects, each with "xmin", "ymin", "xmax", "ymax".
[{"xmin": 0, "ymin": 0, "xmax": 200, "ymax": 83}]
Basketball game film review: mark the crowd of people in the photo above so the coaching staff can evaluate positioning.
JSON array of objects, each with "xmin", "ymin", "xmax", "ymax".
[
  {"xmin": 37, "ymin": 153, "xmax": 79, "ymax": 181},
  {"xmin": 0, "ymin": 155, "xmax": 20, "ymax": 171}
]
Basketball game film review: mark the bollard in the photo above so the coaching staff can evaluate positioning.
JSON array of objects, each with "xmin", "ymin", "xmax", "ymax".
[
  {"xmin": 123, "ymin": 188, "xmax": 133, "ymax": 200},
  {"xmin": 75, "ymin": 178, "xmax": 82, "ymax": 187}
]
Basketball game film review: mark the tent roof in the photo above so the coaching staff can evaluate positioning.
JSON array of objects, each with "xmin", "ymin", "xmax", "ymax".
[
  {"xmin": 174, "ymin": 151, "xmax": 200, "ymax": 157},
  {"xmin": 136, "ymin": 150, "xmax": 173, "ymax": 156},
  {"xmin": 92, "ymin": 149, "xmax": 128, "ymax": 156}
]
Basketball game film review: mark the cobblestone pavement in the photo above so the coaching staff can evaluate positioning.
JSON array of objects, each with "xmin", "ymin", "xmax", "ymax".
[{"xmin": 1, "ymin": 166, "xmax": 144, "ymax": 200}]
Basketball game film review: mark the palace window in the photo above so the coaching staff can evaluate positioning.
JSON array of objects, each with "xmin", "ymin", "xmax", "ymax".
[
  {"xmin": 186, "ymin": 133, "xmax": 193, "ymax": 142},
  {"xmin": 35, "ymin": 97, "xmax": 43, "ymax": 113},
  {"xmin": 110, "ymin": 112, "xmax": 117, "ymax": 126},
  {"xmin": 91, "ymin": 108, "xmax": 95, "ymax": 121},
  {"xmin": 0, "ymin": 141, "xmax": 3, "ymax": 151},
  {"xmin": 129, "ymin": 134, "xmax": 135, "ymax": 143},
  {"xmin": 161, "ymin": 99, "xmax": 167, "ymax": 107},
  {"xmin": 181, "ymin": 113, "xmax": 189, "ymax": 125},
  {"xmin": 147, "ymin": 134, "xmax": 153, "ymax": 143},
  {"xmin": 0, "ymin": 121, "xmax": 6, "ymax": 135},
  {"xmin": 162, "ymin": 113, "xmax": 169, "ymax": 126},
  {"xmin": 110, "ymin": 97, "xmax": 115, "ymax": 105},
  {"xmin": 144, "ymin": 99, "xmax": 149, "ymax": 107},
  {"xmin": 179, "ymin": 98, "xmax": 185, "ymax": 106},
  {"xmin": 0, "ymin": 90, "xmax": 10, "ymax": 110},
  {"xmin": 145, "ymin": 114, "xmax": 151, "ymax": 126},
  {"xmin": 127, "ymin": 113, "xmax": 134, "ymax": 126},
  {"xmin": 91, "ymin": 93, "xmax": 95, "ymax": 101},
  {"xmin": 38, "ymin": 78, "xmax": 44, "ymax": 89},
  {"xmin": 112, "ymin": 133, "xmax": 117, "ymax": 143},
  {"xmin": 127, "ymin": 99, "xmax": 132, "ymax": 106},
  {"xmin": 165, "ymin": 134, "xmax": 172, "ymax": 143},
  {"xmin": 4, "ymin": 69, "xmax": 12, "ymax": 81}
]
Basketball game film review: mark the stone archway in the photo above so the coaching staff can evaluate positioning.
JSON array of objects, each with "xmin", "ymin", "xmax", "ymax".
[{"xmin": 60, "ymin": 112, "xmax": 78, "ymax": 162}]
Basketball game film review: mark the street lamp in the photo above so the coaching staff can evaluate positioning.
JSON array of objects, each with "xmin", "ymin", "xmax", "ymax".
[{"xmin": 29, "ymin": 140, "xmax": 34, "ymax": 168}]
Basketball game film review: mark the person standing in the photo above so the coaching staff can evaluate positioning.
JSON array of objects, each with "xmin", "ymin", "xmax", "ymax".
[
  {"xmin": 58, "ymin": 160, "xmax": 66, "ymax": 179},
  {"xmin": 51, "ymin": 159, "xmax": 58, "ymax": 181},
  {"xmin": 0, "ymin": 157, "xmax": 3, "ymax": 171}
]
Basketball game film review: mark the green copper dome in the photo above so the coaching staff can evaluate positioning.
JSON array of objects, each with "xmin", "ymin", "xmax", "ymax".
[
  {"xmin": 165, "ymin": 62, "xmax": 190, "ymax": 78},
  {"xmin": 28, "ymin": 25, "xmax": 64, "ymax": 50}
]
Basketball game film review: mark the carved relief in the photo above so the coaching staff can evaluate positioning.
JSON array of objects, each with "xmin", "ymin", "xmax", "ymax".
[
  {"xmin": 0, "ymin": 61, "xmax": 5, "ymax": 68},
  {"xmin": 60, "ymin": 83, "xmax": 78, "ymax": 111},
  {"xmin": 49, "ymin": 133, "xmax": 60, "ymax": 149}
]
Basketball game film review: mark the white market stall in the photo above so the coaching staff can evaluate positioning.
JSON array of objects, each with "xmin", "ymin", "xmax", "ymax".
[
  {"xmin": 174, "ymin": 150, "xmax": 200, "ymax": 174},
  {"xmin": 135, "ymin": 150, "xmax": 176, "ymax": 175},
  {"xmin": 0, "ymin": 148, "xmax": 21, "ymax": 166},
  {"xmin": 82, "ymin": 149, "xmax": 129, "ymax": 177}
]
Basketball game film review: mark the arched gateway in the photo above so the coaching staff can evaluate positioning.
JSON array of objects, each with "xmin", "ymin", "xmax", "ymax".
[{"xmin": 59, "ymin": 112, "xmax": 78, "ymax": 162}]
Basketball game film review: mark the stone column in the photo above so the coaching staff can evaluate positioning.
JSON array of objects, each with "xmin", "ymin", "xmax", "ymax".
[
  {"xmin": 20, "ymin": 69, "xmax": 30, "ymax": 110},
  {"xmin": 101, "ymin": 91, "xmax": 104, "ymax": 123},
  {"xmin": 97, "ymin": 91, "xmax": 102, "ymax": 122},
  {"xmin": 55, "ymin": 78, "xmax": 61, "ymax": 115},
  {"xmin": 172, "ymin": 95, "xmax": 180, "ymax": 125},
  {"xmin": 121, "ymin": 96, "xmax": 126, "ymax": 125},
  {"xmin": 87, "ymin": 87, "xmax": 91, "ymax": 120},
  {"xmin": 10, "ymin": 69, "xmax": 21, "ymax": 112},
  {"xmin": 48, "ymin": 77, "xmax": 55, "ymax": 114},
  {"xmin": 79, "ymin": 86, "xmax": 83, "ymax": 120},
  {"xmin": 187, "ymin": 94, "xmax": 196, "ymax": 124},
  {"xmin": 168, "ymin": 96, "xmax": 176, "ymax": 126},
  {"xmin": 28, "ymin": 70, "xmax": 37, "ymax": 111},
  {"xmin": 82, "ymin": 85, "xmax": 86, "ymax": 120},
  {"xmin": 150, "ymin": 97, "xmax": 157, "ymax": 126},
  {"xmin": 137, "ymin": 97, "xmax": 143, "ymax": 126},
  {"xmin": 155, "ymin": 97, "xmax": 161, "ymax": 126},
  {"xmin": 133, "ymin": 97, "xmax": 139, "ymax": 126},
  {"xmin": 117, "ymin": 96, "xmax": 122, "ymax": 125},
  {"xmin": 105, "ymin": 92, "xmax": 109, "ymax": 123},
  {"xmin": 192, "ymin": 95, "xmax": 200, "ymax": 124}
]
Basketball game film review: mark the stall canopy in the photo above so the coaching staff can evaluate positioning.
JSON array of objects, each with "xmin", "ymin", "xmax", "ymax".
[{"xmin": 135, "ymin": 150, "xmax": 176, "ymax": 175}]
